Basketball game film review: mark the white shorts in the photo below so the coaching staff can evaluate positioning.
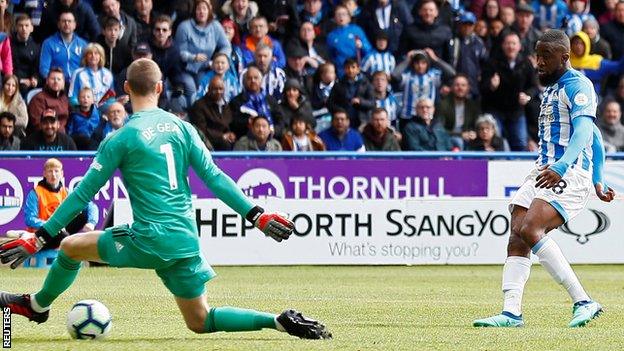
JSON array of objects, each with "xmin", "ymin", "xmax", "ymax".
[{"xmin": 509, "ymin": 166, "xmax": 592, "ymax": 223}]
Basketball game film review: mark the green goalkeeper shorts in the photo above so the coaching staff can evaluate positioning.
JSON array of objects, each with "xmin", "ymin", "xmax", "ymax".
[{"xmin": 97, "ymin": 224, "xmax": 217, "ymax": 299}]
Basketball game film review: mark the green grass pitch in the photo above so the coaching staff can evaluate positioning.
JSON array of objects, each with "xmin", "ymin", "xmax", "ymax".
[{"xmin": 4, "ymin": 265, "xmax": 624, "ymax": 350}]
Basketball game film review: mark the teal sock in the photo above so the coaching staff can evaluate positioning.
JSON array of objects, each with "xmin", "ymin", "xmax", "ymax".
[
  {"xmin": 33, "ymin": 251, "xmax": 81, "ymax": 308},
  {"xmin": 203, "ymin": 306, "xmax": 277, "ymax": 333}
]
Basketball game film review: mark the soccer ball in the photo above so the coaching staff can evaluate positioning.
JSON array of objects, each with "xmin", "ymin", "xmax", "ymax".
[{"xmin": 66, "ymin": 300, "xmax": 112, "ymax": 340}]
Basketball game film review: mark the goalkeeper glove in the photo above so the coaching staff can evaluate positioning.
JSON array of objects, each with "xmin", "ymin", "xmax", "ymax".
[
  {"xmin": 0, "ymin": 227, "xmax": 66, "ymax": 269},
  {"xmin": 246, "ymin": 206, "xmax": 294, "ymax": 242}
]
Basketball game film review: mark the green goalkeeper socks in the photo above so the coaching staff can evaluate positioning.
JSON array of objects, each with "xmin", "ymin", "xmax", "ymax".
[
  {"xmin": 33, "ymin": 251, "xmax": 81, "ymax": 309},
  {"xmin": 203, "ymin": 306, "xmax": 277, "ymax": 333}
]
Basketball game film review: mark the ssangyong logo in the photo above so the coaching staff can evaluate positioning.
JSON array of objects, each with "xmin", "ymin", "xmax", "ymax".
[
  {"xmin": 559, "ymin": 209, "xmax": 609, "ymax": 244},
  {"xmin": 0, "ymin": 168, "xmax": 24, "ymax": 225}
]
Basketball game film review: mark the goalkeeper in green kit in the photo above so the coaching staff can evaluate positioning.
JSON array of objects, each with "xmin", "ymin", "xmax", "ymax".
[{"xmin": 0, "ymin": 58, "xmax": 331, "ymax": 340}]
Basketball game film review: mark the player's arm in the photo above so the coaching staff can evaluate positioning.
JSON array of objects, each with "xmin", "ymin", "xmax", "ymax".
[
  {"xmin": 1, "ymin": 134, "xmax": 124, "ymax": 268},
  {"xmin": 187, "ymin": 126, "xmax": 293, "ymax": 242},
  {"xmin": 591, "ymin": 124, "xmax": 615, "ymax": 202}
]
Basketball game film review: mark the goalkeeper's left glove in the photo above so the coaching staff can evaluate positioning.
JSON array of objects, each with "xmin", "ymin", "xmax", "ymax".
[
  {"xmin": 246, "ymin": 206, "xmax": 294, "ymax": 242},
  {"xmin": 0, "ymin": 231, "xmax": 44, "ymax": 269}
]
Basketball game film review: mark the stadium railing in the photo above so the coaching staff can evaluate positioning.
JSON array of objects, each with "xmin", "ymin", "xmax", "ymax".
[{"xmin": 2, "ymin": 151, "xmax": 624, "ymax": 160}]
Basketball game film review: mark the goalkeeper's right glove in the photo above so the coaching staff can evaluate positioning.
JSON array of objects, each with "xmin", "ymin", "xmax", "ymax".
[
  {"xmin": 0, "ymin": 227, "xmax": 67, "ymax": 269},
  {"xmin": 246, "ymin": 206, "xmax": 294, "ymax": 242}
]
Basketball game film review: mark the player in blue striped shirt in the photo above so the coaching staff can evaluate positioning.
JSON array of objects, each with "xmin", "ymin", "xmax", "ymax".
[{"xmin": 474, "ymin": 29, "xmax": 616, "ymax": 329}]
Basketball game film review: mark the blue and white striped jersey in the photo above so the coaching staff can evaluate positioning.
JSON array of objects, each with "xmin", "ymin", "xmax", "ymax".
[
  {"xmin": 196, "ymin": 70, "xmax": 241, "ymax": 102},
  {"xmin": 361, "ymin": 51, "xmax": 396, "ymax": 76},
  {"xmin": 536, "ymin": 69, "xmax": 596, "ymax": 172},
  {"xmin": 375, "ymin": 93, "xmax": 400, "ymax": 127},
  {"xmin": 68, "ymin": 67, "xmax": 114, "ymax": 104},
  {"xmin": 398, "ymin": 68, "xmax": 442, "ymax": 118},
  {"xmin": 240, "ymin": 66, "xmax": 286, "ymax": 102}
]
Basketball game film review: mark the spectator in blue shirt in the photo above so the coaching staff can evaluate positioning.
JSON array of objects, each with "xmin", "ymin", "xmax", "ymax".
[
  {"xmin": 326, "ymin": 4, "xmax": 372, "ymax": 77},
  {"xmin": 319, "ymin": 107, "xmax": 365, "ymax": 151},
  {"xmin": 39, "ymin": 10, "xmax": 88, "ymax": 82}
]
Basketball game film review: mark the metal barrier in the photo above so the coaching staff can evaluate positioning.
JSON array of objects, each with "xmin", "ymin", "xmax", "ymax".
[{"xmin": 3, "ymin": 151, "xmax": 624, "ymax": 160}]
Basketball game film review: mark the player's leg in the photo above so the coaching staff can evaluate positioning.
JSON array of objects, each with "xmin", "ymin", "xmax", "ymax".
[
  {"xmin": 519, "ymin": 199, "xmax": 601, "ymax": 327},
  {"xmin": 0, "ymin": 231, "xmax": 104, "ymax": 323},
  {"xmin": 174, "ymin": 294, "xmax": 331, "ymax": 339},
  {"xmin": 473, "ymin": 205, "xmax": 532, "ymax": 327},
  {"xmin": 163, "ymin": 256, "xmax": 331, "ymax": 339}
]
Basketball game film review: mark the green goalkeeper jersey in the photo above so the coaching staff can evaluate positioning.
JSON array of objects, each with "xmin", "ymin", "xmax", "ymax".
[{"xmin": 43, "ymin": 108, "xmax": 255, "ymax": 259}]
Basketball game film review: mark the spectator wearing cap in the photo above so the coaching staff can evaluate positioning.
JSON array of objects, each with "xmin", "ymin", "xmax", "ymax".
[
  {"xmin": 362, "ymin": 107, "xmax": 400, "ymax": 151},
  {"xmin": 361, "ymin": 31, "xmax": 396, "ymax": 77},
  {"xmin": 39, "ymin": 11, "xmax": 88, "ymax": 82},
  {"xmin": 281, "ymin": 78, "xmax": 314, "ymax": 129},
  {"xmin": 449, "ymin": 11, "xmax": 487, "ymax": 98},
  {"xmin": 100, "ymin": 0, "xmax": 138, "ymax": 50},
  {"xmin": 360, "ymin": 0, "xmax": 413, "ymax": 54},
  {"xmin": 240, "ymin": 16, "xmax": 286, "ymax": 68},
  {"xmin": 0, "ymin": 112, "xmax": 20, "ymax": 151},
  {"xmin": 189, "ymin": 75, "xmax": 236, "ymax": 151},
  {"xmin": 27, "ymin": 68, "xmax": 70, "ymax": 133},
  {"xmin": 284, "ymin": 43, "xmax": 314, "ymax": 98},
  {"xmin": 12, "ymin": 14, "xmax": 40, "ymax": 97},
  {"xmin": 326, "ymin": 4, "xmax": 372, "ymax": 77},
  {"xmin": 97, "ymin": 16, "xmax": 133, "ymax": 77},
  {"xmin": 21, "ymin": 108, "xmax": 77, "ymax": 151},
  {"xmin": 392, "ymin": 48, "xmax": 456, "ymax": 131},
  {"xmin": 562, "ymin": 0, "xmax": 596, "ymax": 37},
  {"xmin": 68, "ymin": 43, "xmax": 115, "ymax": 107},
  {"xmin": 113, "ymin": 41, "xmax": 152, "ymax": 101},
  {"xmin": 233, "ymin": 114, "xmax": 282, "ymax": 151},
  {"xmin": 513, "ymin": 3, "xmax": 542, "ymax": 58},
  {"xmin": 319, "ymin": 107, "xmax": 365, "ymax": 151},
  {"xmin": 37, "ymin": 0, "xmax": 101, "ymax": 42},
  {"xmin": 230, "ymin": 66, "xmax": 284, "ymax": 139},
  {"xmin": 175, "ymin": 0, "xmax": 231, "ymax": 107},
  {"xmin": 398, "ymin": 0, "xmax": 452, "ymax": 64},
  {"xmin": 583, "ymin": 18, "xmax": 611, "ymax": 59},
  {"xmin": 480, "ymin": 31, "xmax": 538, "ymax": 151},
  {"xmin": 531, "ymin": 0, "xmax": 569, "ymax": 31}
]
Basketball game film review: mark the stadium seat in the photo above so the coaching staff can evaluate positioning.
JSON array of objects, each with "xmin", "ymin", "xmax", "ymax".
[{"xmin": 23, "ymin": 249, "xmax": 58, "ymax": 268}]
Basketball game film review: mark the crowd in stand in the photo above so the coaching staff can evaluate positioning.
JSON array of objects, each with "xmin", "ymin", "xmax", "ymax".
[{"xmin": 0, "ymin": 0, "xmax": 624, "ymax": 152}]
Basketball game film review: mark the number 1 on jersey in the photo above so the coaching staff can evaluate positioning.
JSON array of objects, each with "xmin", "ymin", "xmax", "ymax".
[{"xmin": 160, "ymin": 143, "xmax": 178, "ymax": 190}]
